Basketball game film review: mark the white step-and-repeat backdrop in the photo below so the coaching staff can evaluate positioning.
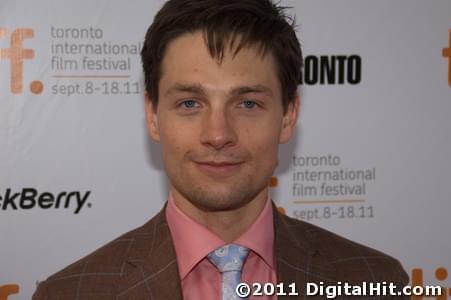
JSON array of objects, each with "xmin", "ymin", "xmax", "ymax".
[{"xmin": 1, "ymin": 1, "xmax": 450, "ymax": 299}]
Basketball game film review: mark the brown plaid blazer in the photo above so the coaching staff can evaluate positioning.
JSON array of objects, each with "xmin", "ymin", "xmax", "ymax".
[{"xmin": 33, "ymin": 204, "xmax": 409, "ymax": 299}]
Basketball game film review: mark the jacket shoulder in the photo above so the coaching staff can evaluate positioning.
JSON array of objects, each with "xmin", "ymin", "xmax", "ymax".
[
  {"xmin": 33, "ymin": 211, "xmax": 166, "ymax": 300},
  {"xmin": 280, "ymin": 213, "xmax": 408, "ymax": 285}
]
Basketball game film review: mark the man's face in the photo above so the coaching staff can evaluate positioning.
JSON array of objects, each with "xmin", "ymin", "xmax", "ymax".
[{"xmin": 146, "ymin": 31, "xmax": 298, "ymax": 212}]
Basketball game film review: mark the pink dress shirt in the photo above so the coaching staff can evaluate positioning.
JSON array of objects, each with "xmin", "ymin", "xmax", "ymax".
[{"xmin": 166, "ymin": 195, "xmax": 277, "ymax": 300}]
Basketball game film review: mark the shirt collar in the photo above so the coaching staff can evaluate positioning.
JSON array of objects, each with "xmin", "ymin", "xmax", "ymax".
[{"xmin": 165, "ymin": 194, "xmax": 275, "ymax": 279}]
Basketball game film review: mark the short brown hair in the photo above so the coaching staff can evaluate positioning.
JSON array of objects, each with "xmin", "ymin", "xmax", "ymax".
[{"xmin": 141, "ymin": 0, "xmax": 302, "ymax": 112}]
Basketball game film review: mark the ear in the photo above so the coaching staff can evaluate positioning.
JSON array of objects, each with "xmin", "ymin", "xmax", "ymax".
[
  {"xmin": 279, "ymin": 94, "xmax": 300, "ymax": 144},
  {"xmin": 144, "ymin": 92, "xmax": 161, "ymax": 142}
]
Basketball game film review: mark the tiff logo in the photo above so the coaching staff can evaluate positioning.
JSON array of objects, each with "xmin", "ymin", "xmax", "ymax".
[
  {"xmin": 412, "ymin": 267, "xmax": 450, "ymax": 300},
  {"xmin": 443, "ymin": 29, "xmax": 451, "ymax": 87},
  {"xmin": 0, "ymin": 284, "xmax": 19, "ymax": 300},
  {"xmin": 0, "ymin": 28, "xmax": 43, "ymax": 94}
]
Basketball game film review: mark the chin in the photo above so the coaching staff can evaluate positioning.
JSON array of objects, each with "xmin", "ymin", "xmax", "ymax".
[{"xmin": 181, "ymin": 184, "xmax": 264, "ymax": 212}]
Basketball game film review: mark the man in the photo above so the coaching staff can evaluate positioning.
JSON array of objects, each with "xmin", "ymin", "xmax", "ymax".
[{"xmin": 33, "ymin": 0, "xmax": 408, "ymax": 299}]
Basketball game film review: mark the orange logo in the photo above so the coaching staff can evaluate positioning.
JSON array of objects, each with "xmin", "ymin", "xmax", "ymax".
[
  {"xmin": 443, "ymin": 29, "xmax": 451, "ymax": 87},
  {"xmin": 0, "ymin": 284, "xmax": 19, "ymax": 300},
  {"xmin": 411, "ymin": 267, "xmax": 450, "ymax": 299},
  {"xmin": 269, "ymin": 176, "xmax": 286, "ymax": 214},
  {"xmin": 269, "ymin": 176, "xmax": 278, "ymax": 187},
  {"xmin": 0, "ymin": 27, "xmax": 43, "ymax": 94},
  {"xmin": 277, "ymin": 206, "xmax": 286, "ymax": 215}
]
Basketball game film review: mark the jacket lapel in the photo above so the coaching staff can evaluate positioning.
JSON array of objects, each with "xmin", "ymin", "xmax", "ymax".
[
  {"xmin": 274, "ymin": 207, "xmax": 337, "ymax": 298},
  {"xmin": 117, "ymin": 203, "xmax": 337, "ymax": 299},
  {"xmin": 117, "ymin": 208, "xmax": 183, "ymax": 300}
]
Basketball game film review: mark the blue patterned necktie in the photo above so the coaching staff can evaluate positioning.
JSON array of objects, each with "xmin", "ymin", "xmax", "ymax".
[{"xmin": 208, "ymin": 244, "xmax": 250, "ymax": 300}]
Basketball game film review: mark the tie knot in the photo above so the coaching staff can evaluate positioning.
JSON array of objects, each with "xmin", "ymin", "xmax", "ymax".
[{"xmin": 208, "ymin": 244, "xmax": 249, "ymax": 273}]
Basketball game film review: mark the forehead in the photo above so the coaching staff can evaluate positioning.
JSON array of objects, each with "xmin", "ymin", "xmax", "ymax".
[{"xmin": 158, "ymin": 31, "xmax": 281, "ymax": 96}]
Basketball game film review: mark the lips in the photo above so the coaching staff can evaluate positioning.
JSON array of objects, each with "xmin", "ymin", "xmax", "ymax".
[{"xmin": 194, "ymin": 161, "xmax": 244, "ymax": 177}]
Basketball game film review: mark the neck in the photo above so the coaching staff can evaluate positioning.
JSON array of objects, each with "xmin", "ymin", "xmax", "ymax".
[{"xmin": 171, "ymin": 187, "xmax": 268, "ymax": 243}]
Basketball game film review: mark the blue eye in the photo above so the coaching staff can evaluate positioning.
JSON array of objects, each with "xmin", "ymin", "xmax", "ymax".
[
  {"xmin": 181, "ymin": 100, "xmax": 197, "ymax": 108},
  {"xmin": 241, "ymin": 100, "xmax": 258, "ymax": 109}
]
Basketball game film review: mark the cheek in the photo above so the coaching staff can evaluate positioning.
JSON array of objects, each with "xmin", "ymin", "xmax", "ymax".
[
  {"xmin": 161, "ymin": 135, "xmax": 184, "ymax": 157},
  {"xmin": 158, "ymin": 120, "xmax": 199, "ymax": 162},
  {"xmin": 242, "ymin": 124, "xmax": 281, "ymax": 161},
  {"xmin": 159, "ymin": 126, "xmax": 184, "ymax": 158}
]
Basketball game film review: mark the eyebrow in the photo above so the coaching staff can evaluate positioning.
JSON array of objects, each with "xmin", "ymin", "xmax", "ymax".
[
  {"xmin": 230, "ymin": 85, "xmax": 274, "ymax": 97},
  {"xmin": 164, "ymin": 83, "xmax": 274, "ymax": 98},
  {"xmin": 164, "ymin": 83, "xmax": 205, "ymax": 97}
]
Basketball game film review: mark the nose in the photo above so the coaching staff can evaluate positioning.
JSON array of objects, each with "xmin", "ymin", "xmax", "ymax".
[{"xmin": 200, "ymin": 107, "xmax": 238, "ymax": 150}]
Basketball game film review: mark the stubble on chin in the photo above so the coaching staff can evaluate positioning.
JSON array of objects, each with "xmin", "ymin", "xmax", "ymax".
[{"xmin": 172, "ymin": 170, "xmax": 266, "ymax": 213}]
